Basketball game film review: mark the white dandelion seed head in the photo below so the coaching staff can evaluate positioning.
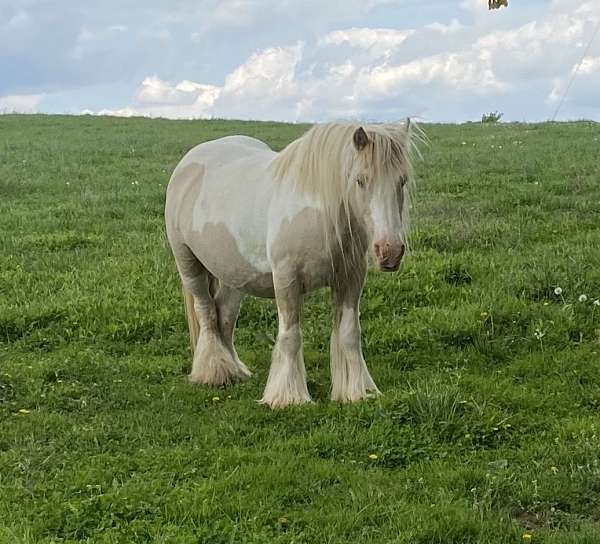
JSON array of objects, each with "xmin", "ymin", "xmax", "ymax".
[
  {"xmin": 579, "ymin": 294, "xmax": 588, "ymax": 303},
  {"xmin": 594, "ymin": 300, "xmax": 600, "ymax": 307},
  {"xmin": 554, "ymin": 287, "xmax": 563, "ymax": 295}
]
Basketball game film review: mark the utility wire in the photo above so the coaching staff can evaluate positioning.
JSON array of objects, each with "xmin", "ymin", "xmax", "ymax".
[{"xmin": 552, "ymin": 19, "xmax": 600, "ymax": 121}]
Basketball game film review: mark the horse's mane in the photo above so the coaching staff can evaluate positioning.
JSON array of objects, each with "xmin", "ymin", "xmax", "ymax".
[{"xmin": 270, "ymin": 121, "xmax": 421, "ymax": 248}]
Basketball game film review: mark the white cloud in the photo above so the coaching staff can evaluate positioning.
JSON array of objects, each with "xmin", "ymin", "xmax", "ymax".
[
  {"xmin": 96, "ymin": 44, "xmax": 303, "ymax": 120},
  {"xmin": 578, "ymin": 56, "xmax": 600, "ymax": 76},
  {"xmin": 222, "ymin": 43, "xmax": 302, "ymax": 97},
  {"xmin": 55, "ymin": 0, "xmax": 600, "ymax": 122},
  {"xmin": 0, "ymin": 94, "xmax": 43, "ymax": 113},
  {"xmin": 91, "ymin": 30, "xmax": 505, "ymax": 121},
  {"xmin": 134, "ymin": 76, "xmax": 220, "ymax": 107},
  {"xmin": 320, "ymin": 28, "xmax": 414, "ymax": 57},
  {"xmin": 358, "ymin": 50, "xmax": 505, "ymax": 98},
  {"xmin": 548, "ymin": 55, "xmax": 600, "ymax": 110},
  {"xmin": 5, "ymin": 10, "xmax": 31, "ymax": 28},
  {"xmin": 459, "ymin": 0, "xmax": 489, "ymax": 12},
  {"xmin": 425, "ymin": 19, "xmax": 464, "ymax": 34}
]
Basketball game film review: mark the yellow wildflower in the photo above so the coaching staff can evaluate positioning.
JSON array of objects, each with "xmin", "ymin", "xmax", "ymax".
[
  {"xmin": 368, "ymin": 453, "xmax": 378, "ymax": 460},
  {"xmin": 18, "ymin": 409, "xmax": 31, "ymax": 414},
  {"xmin": 522, "ymin": 533, "xmax": 532, "ymax": 541}
]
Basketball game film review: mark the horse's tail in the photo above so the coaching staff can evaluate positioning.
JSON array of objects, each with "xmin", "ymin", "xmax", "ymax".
[{"xmin": 183, "ymin": 288, "xmax": 200, "ymax": 354}]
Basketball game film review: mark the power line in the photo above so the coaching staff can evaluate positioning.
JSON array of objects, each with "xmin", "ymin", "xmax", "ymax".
[{"xmin": 552, "ymin": 19, "xmax": 600, "ymax": 121}]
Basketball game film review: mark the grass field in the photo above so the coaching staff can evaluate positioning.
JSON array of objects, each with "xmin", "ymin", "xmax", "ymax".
[{"xmin": 1, "ymin": 114, "xmax": 600, "ymax": 543}]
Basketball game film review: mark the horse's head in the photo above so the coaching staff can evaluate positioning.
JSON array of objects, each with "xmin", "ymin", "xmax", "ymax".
[
  {"xmin": 270, "ymin": 121, "xmax": 418, "ymax": 272},
  {"xmin": 346, "ymin": 122, "xmax": 414, "ymax": 272}
]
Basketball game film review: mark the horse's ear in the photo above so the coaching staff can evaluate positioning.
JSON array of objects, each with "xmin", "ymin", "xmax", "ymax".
[{"xmin": 353, "ymin": 127, "xmax": 369, "ymax": 151}]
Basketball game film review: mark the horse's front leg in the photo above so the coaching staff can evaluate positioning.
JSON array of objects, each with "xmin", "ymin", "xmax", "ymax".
[
  {"xmin": 260, "ymin": 278, "xmax": 311, "ymax": 408},
  {"xmin": 330, "ymin": 265, "xmax": 381, "ymax": 402}
]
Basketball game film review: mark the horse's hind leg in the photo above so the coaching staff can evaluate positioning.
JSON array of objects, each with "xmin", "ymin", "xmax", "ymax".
[{"xmin": 174, "ymin": 244, "xmax": 250, "ymax": 386}]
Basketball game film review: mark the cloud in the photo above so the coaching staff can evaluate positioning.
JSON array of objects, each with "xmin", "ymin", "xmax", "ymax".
[
  {"xmin": 578, "ymin": 56, "xmax": 600, "ymax": 75},
  {"xmin": 0, "ymin": 94, "xmax": 43, "ymax": 113},
  {"xmin": 320, "ymin": 28, "xmax": 414, "ymax": 58},
  {"xmin": 90, "ymin": 25, "xmax": 506, "ymax": 122},
  {"xmin": 4, "ymin": 0, "xmax": 600, "ymax": 122},
  {"xmin": 96, "ymin": 43, "xmax": 303, "ymax": 120},
  {"xmin": 135, "ymin": 76, "xmax": 220, "ymax": 107},
  {"xmin": 358, "ymin": 51, "xmax": 505, "ymax": 98}
]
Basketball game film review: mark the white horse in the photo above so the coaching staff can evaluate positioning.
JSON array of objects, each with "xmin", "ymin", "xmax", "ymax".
[{"xmin": 165, "ymin": 121, "xmax": 419, "ymax": 408}]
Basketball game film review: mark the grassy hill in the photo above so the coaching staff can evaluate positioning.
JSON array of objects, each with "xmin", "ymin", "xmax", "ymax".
[{"xmin": 1, "ymin": 114, "xmax": 600, "ymax": 543}]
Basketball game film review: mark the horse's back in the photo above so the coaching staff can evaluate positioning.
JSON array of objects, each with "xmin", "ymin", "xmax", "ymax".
[
  {"xmin": 166, "ymin": 134, "xmax": 274, "ymax": 221},
  {"xmin": 175, "ymin": 135, "xmax": 272, "ymax": 170}
]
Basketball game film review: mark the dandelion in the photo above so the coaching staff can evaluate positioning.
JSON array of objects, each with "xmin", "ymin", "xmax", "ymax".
[
  {"xmin": 522, "ymin": 533, "xmax": 532, "ymax": 542},
  {"xmin": 368, "ymin": 453, "xmax": 378, "ymax": 460},
  {"xmin": 212, "ymin": 396, "xmax": 220, "ymax": 402},
  {"xmin": 579, "ymin": 294, "xmax": 588, "ymax": 303},
  {"xmin": 18, "ymin": 409, "xmax": 31, "ymax": 414},
  {"xmin": 594, "ymin": 300, "xmax": 600, "ymax": 307},
  {"xmin": 554, "ymin": 287, "xmax": 562, "ymax": 296}
]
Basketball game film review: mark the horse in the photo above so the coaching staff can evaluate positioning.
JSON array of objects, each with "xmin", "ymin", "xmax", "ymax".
[{"xmin": 165, "ymin": 121, "xmax": 419, "ymax": 408}]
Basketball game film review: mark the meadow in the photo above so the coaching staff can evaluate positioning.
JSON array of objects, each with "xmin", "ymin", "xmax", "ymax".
[{"xmin": 1, "ymin": 114, "xmax": 600, "ymax": 543}]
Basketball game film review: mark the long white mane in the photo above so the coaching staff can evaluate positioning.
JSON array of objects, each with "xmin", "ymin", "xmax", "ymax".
[{"xmin": 270, "ymin": 121, "xmax": 420, "ymax": 249}]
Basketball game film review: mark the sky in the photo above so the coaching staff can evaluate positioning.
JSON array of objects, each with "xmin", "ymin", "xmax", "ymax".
[{"xmin": 1, "ymin": 0, "xmax": 599, "ymax": 123}]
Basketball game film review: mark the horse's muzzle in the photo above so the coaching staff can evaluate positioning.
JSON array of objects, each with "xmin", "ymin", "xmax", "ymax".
[{"xmin": 374, "ymin": 240, "xmax": 405, "ymax": 272}]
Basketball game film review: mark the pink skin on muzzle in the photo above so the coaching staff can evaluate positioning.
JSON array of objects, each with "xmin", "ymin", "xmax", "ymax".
[{"xmin": 373, "ymin": 240, "xmax": 405, "ymax": 272}]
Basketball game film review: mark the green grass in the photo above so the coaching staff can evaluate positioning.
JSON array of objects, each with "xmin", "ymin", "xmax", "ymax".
[{"xmin": 1, "ymin": 114, "xmax": 600, "ymax": 543}]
